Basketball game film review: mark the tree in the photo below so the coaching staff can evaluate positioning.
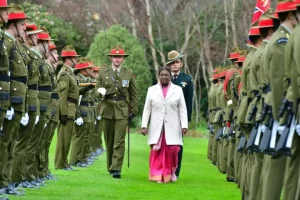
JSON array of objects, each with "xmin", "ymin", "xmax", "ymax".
[
  {"xmin": 87, "ymin": 25, "xmax": 152, "ymax": 119},
  {"xmin": 21, "ymin": 2, "xmax": 88, "ymax": 55}
]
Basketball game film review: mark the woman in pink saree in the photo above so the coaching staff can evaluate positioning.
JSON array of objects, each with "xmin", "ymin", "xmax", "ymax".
[{"xmin": 141, "ymin": 66, "xmax": 188, "ymax": 183}]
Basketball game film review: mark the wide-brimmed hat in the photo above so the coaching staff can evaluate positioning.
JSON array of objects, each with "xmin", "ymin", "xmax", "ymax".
[
  {"xmin": 258, "ymin": 9, "xmax": 278, "ymax": 28},
  {"xmin": 74, "ymin": 57, "xmax": 92, "ymax": 70},
  {"xmin": 235, "ymin": 50, "xmax": 248, "ymax": 63},
  {"xmin": 26, "ymin": 19, "xmax": 43, "ymax": 35},
  {"xmin": 61, "ymin": 45, "xmax": 81, "ymax": 58},
  {"xmin": 227, "ymin": 47, "xmax": 243, "ymax": 60},
  {"xmin": 49, "ymin": 41, "xmax": 57, "ymax": 51},
  {"xmin": 8, "ymin": 3, "xmax": 29, "ymax": 21},
  {"xmin": 296, "ymin": 0, "xmax": 300, "ymax": 6},
  {"xmin": 92, "ymin": 67, "xmax": 100, "ymax": 71},
  {"xmin": 276, "ymin": 0, "xmax": 296, "ymax": 13},
  {"xmin": 107, "ymin": 45, "xmax": 129, "ymax": 57},
  {"xmin": 166, "ymin": 50, "xmax": 185, "ymax": 65},
  {"xmin": 0, "ymin": 0, "xmax": 11, "ymax": 8},
  {"xmin": 37, "ymin": 27, "xmax": 53, "ymax": 41}
]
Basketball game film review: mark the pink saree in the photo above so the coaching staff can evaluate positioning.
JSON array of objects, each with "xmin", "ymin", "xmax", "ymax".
[{"xmin": 148, "ymin": 84, "xmax": 180, "ymax": 183}]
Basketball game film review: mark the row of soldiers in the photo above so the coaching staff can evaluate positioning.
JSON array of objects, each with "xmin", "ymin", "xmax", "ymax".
[
  {"xmin": 207, "ymin": 0, "xmax": 300, "ymax": 200},
  {"xmin": 0, "ymin": 2, "xmax": 104, "ymax": 199}
]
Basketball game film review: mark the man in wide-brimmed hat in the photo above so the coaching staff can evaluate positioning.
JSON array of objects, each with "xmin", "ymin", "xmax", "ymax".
[
  {"xmin": 166, "ymin": 50, "xmax": 193, "ymax": 179},
  {"xmin": 0, "ymin": 3, "xmax": 28, "ymax": 196},
  {"xmin": 96, "ymin": 45, "xmax": 138, "ymax": 179}
]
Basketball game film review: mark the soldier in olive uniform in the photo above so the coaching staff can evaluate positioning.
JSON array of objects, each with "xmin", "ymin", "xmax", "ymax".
[
  {"xmin": 238, "ymin": 24, "xmax": 262, "ymax": 199},
  {"xmin": 96, "ymin": 45, "xmax": 138, "ymax": 179},
  {"xmin": 70, "ymin": 57, "xmax": 93, "ymax": 167},
  {"xmin": 40, "ymin": 41, "xmax": 59, "ymax": 180},
  {"xmin": 10, "ymin": 20, "xmax": 43, "ymax": 189},
  {"xmin": 0, "ymin": 4, "xmax": 27, "ymax": 196},
  {"xmin": 281, "ymin": 2, "xmax": 300, "ymax": 198},
  {"xmin": 166, "ymin": 50, "xmax": 193, "ymax": 178},
  {"xmin": 22, "ymin": 28, "xmax": 52, "ymax": 186},
  {"xmin": 246, "ymin": 10, "xmax": 279, "ymax": 200},
  {"xmin": 55, "ymin": 45, "xmax": 93, "ymax": 170},
  {"xmin": 257, "ymin": 2, "xmax": 299, "ymax": 200}
]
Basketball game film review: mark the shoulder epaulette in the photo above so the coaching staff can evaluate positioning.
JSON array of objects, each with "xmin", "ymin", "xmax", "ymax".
[{"xmin": 277, "ymin": 38, "xmax": 288, "ymax": 44}]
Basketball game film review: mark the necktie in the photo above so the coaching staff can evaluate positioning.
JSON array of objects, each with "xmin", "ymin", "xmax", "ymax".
[
  {"xmin": 114, "ymin": 69, "xmax": 119, "ymax": 77},
  {"xmin": 173, "ymin": 75, "xmax": 178, "ymax": 80}
]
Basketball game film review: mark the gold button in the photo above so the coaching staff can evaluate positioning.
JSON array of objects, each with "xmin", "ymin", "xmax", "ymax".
[
  {"xmin": 14, "ymin": 88, "xmax": 17, "ymax": 91},
  {"xmin": 18, "ymin": 60, "xmax": 21, "ymax": 63}
]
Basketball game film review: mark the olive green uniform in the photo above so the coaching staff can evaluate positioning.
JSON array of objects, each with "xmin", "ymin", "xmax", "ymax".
[
  {"xmin": 210, "ymin": 83, "xmax": 220, "ymax": 165},
  {"xmin": 0, "ymin": 33, "xmax": 28, "ymax": 188},
  {"xmin": 55, "ymin": 64, "xmax": 79, "ymax": 169},
  {"xmin": 247, "ymin": 41, "xmax": 268, "ymax": 200},
  {"xmin": 70, "ymin": 73, "xmax": 92, "ymax": 165},
  {"xmin": 24, "ymin": 50, "xmax": 52, "ymax": 181},
  {"xmin": 11, "ymin": 44, "xmax": 40, "ymax": 183},
  {"xmin": 257, "ymin": 25, "xmax": 290, "ymax": 200},
  {"xmin": 96, "ymin": 66, "xmax": 138, "ymax": 172},
  {"xmin": 281, "ymin": 24, "xmax": 300, "ymax": 200},
  {"xmin": 40, "ymin": 62, "xmax": 59, "ymax": 177},
  {"xmin": 207, "ymin": 83, "xmax": 217, "ymax": 161}
]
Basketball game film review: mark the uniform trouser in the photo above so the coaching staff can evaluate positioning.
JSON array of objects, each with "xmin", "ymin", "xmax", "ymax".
[
  {"xmin": 217, "ymin": 140, "xmax": 222, "ymax": 171},
  {"xmin": 24, "ymin": 115, "xmax": 48, "ymax": 181},
  {"xmin": 70, "ymin": 123, "xmax": 88, "ymax": 164},
  {"xmin": 226, "ymin": 137, "xmax": 235, "ymax": 179},
  {"xmin": 0, "ymin": 112, "xmax": 22, "ymax": 188},
  {"xmin": 257, "ymin": 155, "xmax": 287, "ymax": 200},
  {"xmin": 235, "ymin": 137, "xmax": 242, "ymax": 186},
  {"xmin": 90, "ymin": 119, "xmax": 98, "ymax": 152},
  {"xmin": 102, "ymin": 118, "xmax": 127, "ymax": 171},
  {"xmin": 40, "ymin": 120, "xmax": 58, "ymax": 176},
  {"xmin": 221, "ymin": 138, "xmax": 229, "ymax": 173},
  {"xmin": 0, "ymin": 110, "xmax": 5, "ymax": 132},
  {"xmin": 175, "ymin": 145, "xmax": 183, "ymax": 177},
  {"xmin": 248, "ymin": 152, "xmax": 264, "ymax": 200},
  {"xmin": 283, "ymin": 135, "xmax": 300, "ymax": 200},
  {"xmin": 94, "ymin": 119, "xmax": 103, "ymax": 149},
  {"xmin": 11, "ymin": 113, "xmax": 37, "ymax": 182},
  {"xmin": 212, "ymin": 124, "xmax": 220, "ymax": 164},
  {"xmin": 55, "ymin": 119, "xmax": 75, "ymax": 169},
  {"xmin": 82, "ymin": 122, "xmax": 92, "ymax": 163},
  {"xmin": 208, "ymin": 133, "xmax": 214, "ymax": 160}
]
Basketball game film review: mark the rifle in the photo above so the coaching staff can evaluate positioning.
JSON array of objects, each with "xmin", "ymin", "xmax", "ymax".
[
  {"xmin": 237, "ymin": 130, "xmax": 246, "ymax": 153},
  {"xmin": 258, "ymin": 106, "xmax": 274, "ymax": 154},
  {"xmin": 247, "ymin": 101, "xmax": 258, "ymax": 122},
  {"xmin": 79, "ymin": 82, "xmax": 96, "ymax": 87},
  {"xmin": 246, "ymin": 122, "xmax": 260, "ymax": 150},
  {"xmin": 275, "ymin": 100, "xmax": 298, "ymax": 156},
  {"xmin": 215, "ymin": 127, "xmax": 225, "ymax": 142},
  {"xmin": 227, "ymin": 123, "xmax": 235, "ymax": 137}
]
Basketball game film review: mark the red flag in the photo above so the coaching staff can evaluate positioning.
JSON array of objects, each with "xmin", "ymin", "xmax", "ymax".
[{"xmin": 251, "ymin": 0, "xmax": 271, "ymax": 24}]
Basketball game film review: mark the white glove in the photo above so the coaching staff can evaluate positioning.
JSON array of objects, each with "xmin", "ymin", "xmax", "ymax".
[
  {"xmin": 296, "ymin": 125, "xmax": 300, "ymax": 136},
  {"xmin": 96, "ymin": 116, "xmax": 101, "ymax": 120},
  {"xmin": 5, "ymin": 107, "xmax": 14, "ymax": 120},
  {"xmin": 20, "ymin": 113, "xmax": 29, "ymax": 126},
  {"xmin": 261, "ymin": 124, "xmax": 266, "ymax": 133},
  {"xmin": 277, "ymin": 126, "xmax": 285, "ymax": 135},
  {"xmin": 97, "ymin": 87, "xmax": 106, "ymax": 96},
  {"xmin": 75, "ymin": 117, "xmax": 84, "ymax": 126},
  {"xmin": 35, "ymin": 115, "xmax": 39, "ymax": 125}
]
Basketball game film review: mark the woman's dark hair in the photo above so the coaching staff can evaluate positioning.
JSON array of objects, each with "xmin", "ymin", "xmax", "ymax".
[
  {"xmin": 278, "ymin": 11, "xmax": 297, "ymax": 22},
  {"xmin": 158, "ymin": 65, "xmax": 172, "ymax": 76}
]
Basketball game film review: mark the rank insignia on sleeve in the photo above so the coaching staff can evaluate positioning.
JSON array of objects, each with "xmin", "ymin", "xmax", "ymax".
[{"xmin": 277, "ymin": 38, "xmax": 288, "ymax": 44}]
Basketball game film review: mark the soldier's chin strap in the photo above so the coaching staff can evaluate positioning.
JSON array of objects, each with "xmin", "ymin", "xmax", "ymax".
[
  {"xmin": 50, "ymin": 52, "xmax": 58, "ymax": 63},
  {"xmin": 29, "ymin": 34, "xmax": 36, "ymax": 46},
  {"xmin": 70, "ymin": 57, "xmax": 76, "ymax": 67},
  {"xmin": 13, "ymin": 23, "xmax": 24, "ymax": 43},
  {"xmin": 41, "ymin": 42, "xmax": 48, "ymax": 58}
]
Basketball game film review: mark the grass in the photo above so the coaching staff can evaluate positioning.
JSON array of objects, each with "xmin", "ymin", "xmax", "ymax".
[{"xmin": 10, "ymin": 133, "xmax": 240, "ymax": 200}]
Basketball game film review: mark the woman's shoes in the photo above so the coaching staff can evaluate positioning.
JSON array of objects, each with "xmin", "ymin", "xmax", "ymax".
[
  {"xmin": 157, "ymin": 181, "xmax": 163, "ymax": 183},
  {"xmin": 170, "ymin": 173, "xmax": 177, "ymax": 182}
]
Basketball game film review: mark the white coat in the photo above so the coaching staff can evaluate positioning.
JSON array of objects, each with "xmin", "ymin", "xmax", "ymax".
[{"xmin": 141, "ymin": 83, "xmax": 188, "ymax": 145}]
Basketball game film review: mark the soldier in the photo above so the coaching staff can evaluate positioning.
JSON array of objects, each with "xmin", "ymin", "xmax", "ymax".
[
  {"xmin": 96, "ymin": 45, "xmax": 138, "ymax": 179},
  {"xmin": 69, "ymin": 57, "xmax": 93, "ymax": 167},
  {"xmin": 23, "ymin": 27, "xmax": 52, "ymax": 187},
  {"xmin": 237, "ymin": 23, "xmax": 262, "ymax": 199},
  {"xmin": 40, "ymin": 41, "xmax": 59, "ymax": 180},
  {"xmin": 166, "ymin": 50, "xmax": 193, "ymax": 178},
  {"xmin": 10, "ymin": 20, "xmax": 43, "ymax": 189},
  {"xmin": 223, "ymin": 47, "xmax": 242, "ymax": 183},
  {"xmin": 246, "ymin": 9, "xmax": 279, "ymax": 200},
  {"xmin": 92, "ymin": 66, "xmax": 105, "ymax": 155},
  {"xmin": 0, "ymin": 4, "xmax": 27, "ymax": 196},
  {"xmin": 55, "ymin": 45, "xmax": 92, "ymax": 170},
  {"xmin": 257, "ymin": 1, "xmax": 299, "ymax": 200}
]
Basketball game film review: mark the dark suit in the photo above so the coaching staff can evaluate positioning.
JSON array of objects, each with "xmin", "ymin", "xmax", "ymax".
[{"xmin": 171, "ymin": 72, "xmax": 193, "ymax": 177}]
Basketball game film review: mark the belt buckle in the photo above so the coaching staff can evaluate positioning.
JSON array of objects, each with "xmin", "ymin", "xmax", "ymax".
[{"xmin": 112, "ymin": 94, "xmax": 117, "ymax": 102}]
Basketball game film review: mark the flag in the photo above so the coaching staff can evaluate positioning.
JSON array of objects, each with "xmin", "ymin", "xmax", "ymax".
[{"xmin": 251, "ymin": 0, "xmax": 271, "ymax": 24}]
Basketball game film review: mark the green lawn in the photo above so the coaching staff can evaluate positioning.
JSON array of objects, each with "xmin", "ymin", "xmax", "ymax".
[{"xmin": 10, "ymin": 133, "xmax": 240, "ymax": 200}]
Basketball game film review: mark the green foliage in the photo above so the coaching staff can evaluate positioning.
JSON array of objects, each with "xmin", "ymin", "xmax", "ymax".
[
  {"xmin": 21, "ymin": 2, "xmax": 88, "ymax": 55},
  {"xmin": 87, "ymin": 25, "xmax": 152, "ymax": 119}
]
